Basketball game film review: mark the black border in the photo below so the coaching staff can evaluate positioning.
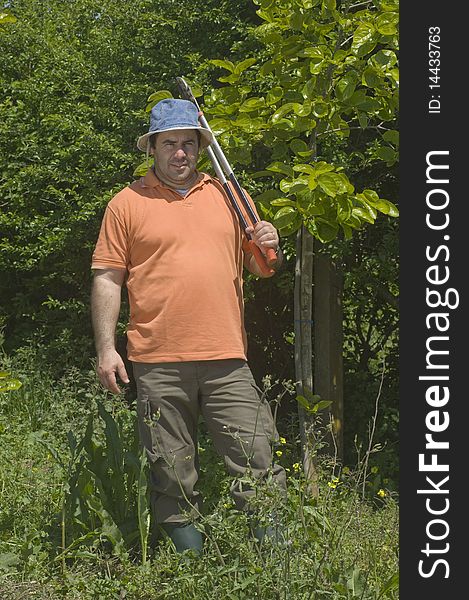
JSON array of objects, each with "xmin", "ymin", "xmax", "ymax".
[{"xmin": 400, "ymin": 3, "xmax": 467, "ymax": 596}]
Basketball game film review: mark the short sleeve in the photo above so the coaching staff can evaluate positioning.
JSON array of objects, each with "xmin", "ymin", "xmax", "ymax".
[{"xmin": 91, "ymin": 205, "xmax": 129, "ymax": 270}]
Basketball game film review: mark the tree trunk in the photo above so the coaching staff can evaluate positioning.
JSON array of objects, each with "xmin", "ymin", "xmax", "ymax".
[
  {"xmin": 294, "ymin": 225, "xmax": 318, "ymax": 496},
  {"xmin": 313, "ymin": 244, "xmax": 344, "ymax": 460}
]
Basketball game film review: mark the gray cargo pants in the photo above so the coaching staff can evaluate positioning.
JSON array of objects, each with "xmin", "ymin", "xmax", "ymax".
[{"xmin": 133, "ymin": 359, "xmax": 287, "ymax": 524}]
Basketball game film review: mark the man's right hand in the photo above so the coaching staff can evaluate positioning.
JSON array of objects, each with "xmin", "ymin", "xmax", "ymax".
[{"xmin": 96, "ymin": 349, "xmax": 130, "ymax": 394}]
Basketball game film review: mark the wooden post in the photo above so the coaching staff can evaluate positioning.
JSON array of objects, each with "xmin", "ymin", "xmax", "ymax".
[
  {"xmin": 313, "ymin": 245, "xmax": 344, "ymax": 460},
  {"xmin": 294, "ymin": 225, "xmax": 318, "ymax": 496}
]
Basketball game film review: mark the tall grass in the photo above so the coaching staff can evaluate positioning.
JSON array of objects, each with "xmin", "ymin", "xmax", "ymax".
[{"xmin": 0, "ymin": 345, "xmax": 398, "ymax": 599}]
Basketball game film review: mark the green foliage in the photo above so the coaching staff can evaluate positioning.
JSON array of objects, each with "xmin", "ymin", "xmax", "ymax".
[
  {"xmin": 0, "ymin": 354, "xmax": 398, "ymax": 598},
  {"xmin": 0, "ymin": 0, "xmax": 258, "ymax": 357},
  {"xmin": 52, "ymin": 400, "xmax": 150, "ymax": 563},
  {"xmin": 0, "ymin": 370, "xmax": 22, "ymax": 392},
  {"xmin": 190, "ymin": 0, "xmax": 399, "ymax": 242}
]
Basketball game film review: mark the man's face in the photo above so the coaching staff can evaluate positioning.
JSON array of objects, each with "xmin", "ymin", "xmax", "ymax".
[{"xmin": 151, "ymin": 129, "xmax": 200, "ymax": 189}]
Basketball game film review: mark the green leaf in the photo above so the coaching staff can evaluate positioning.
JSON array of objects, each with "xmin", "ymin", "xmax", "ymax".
[
  {"xmin": 383, "ymin": 129, "xmax": 399, "ymax": 147},
  {"xmin": 266, "ymin": 87, "xmax": 284, "ymax": 106},
  {"xmin": 272, "ymin": 117, "xmax": 294, "ymax": 130},
  {"xmin": 362, "ymin": 66, "xmax": 382, "ymax": 88},
  {"xmin": 251, "ymin": 170, "xmax": 277, "ymax": 179},
  {"xmin": 302, "ymin": 47, "xmax": 324, "ymax": 62},
  {"xmin": 234, "ymin": 58, "xmax": 257, "ymax": 74},
  {"xmin": 341, "ymin": 223, "xmax": 353, "ymax": 239},
  {"xmin": 280, "ymin": 178, "xmax": 309, "ymax": 194},
  {"xmin": 302, "ymin": 78, "xmax": 317, "ymax": 100},
  {"xmin": 0, "ymin": 552, "xmax": 20, "ymax": 572},
  {"xmin": 347, "ymin": 567, "xmax": 366, "ymax": 596},
  {"xmin": 378, "ymin": 572, "xmax": 399, "ymax": 598},
  {"xmin": 145, "ymin": 90, "xmax": 173, "ymax": 111},
  {"xmin": 293, "ymin": 163, "xmax": 315, "ymax": 175},
  {"xmin": 133, "ymin": 157, "xmax": 153, "ymax": 177},
  {"xmin": 0, "ymin": 378, "xmax": 22, "ymax": 392},
  {"xmin": 238, "ymin": 97, "xmax": 266, "ymax": 112},
  {"xmin": 337, "ymin": 196, "xmax": 352, "ymax": 221},
  {"xmin": 308, "ymin": 175, "xmax": 319, "ymax": 190},
  {"xmin": 371, "ymin": 198, "xmax": 399, "ymax": 217},
  {"xmin": 273, "ymin": 206, "xmax": 299, "ymax": 229},
  {"xmin": 297, "ymin": 192, "xmax": 323, "ymax": 214},
  {"xmin": 271, "ymin": 198, "xmax": 296, "ymax": 207},
  {"xmin": 314, "ymin": 218, "xmax": 339, "ymax": 243},
  {"xmin": 357, "ymin": 112, "xmax": 369, "ymax": 129},
  {"xmin": 375, "ymin": 146, "xmax": 397, "ymax": 164},
  {"xmin": 335, "ymin": 73, "xmax": 358, "ymax": 102},
  {"xmin": 352, "ymin": 206, "xmax": 376, "ymax": 224},
  {"xmin": 233, "ymin": 116, "xmax": 265, "ymax": 132},
  {"xmin": 0, "ymin": 11, "xmax": 17, "ymax": 25},
  {"xmin": 290, "ymin": 139, "xmax": 312, "ymax": 156},
  {"xmin": 278, "ymin": 215, "xmax": 302, "ymax": 238},
  {"xmin": 266, "ymin": 162, "xmax": 294, "ymax": 177},
  {"xmin": 317, "ymin": 400, "xmax": 332, "ymax": 410},
  {"xmin": 253, "ymin": 189, "xmax": 284, "ymax": 203},
  {"xmin": 351, "ymin": 22, "xmax": 377, "ymax": 56},
  {"xmin": 358, "ymin": 96, "xmax": 381, "ymax": 112},
  {"xmin": 271, "ymin": 102, "xmax": 300, "ymax": 122},
  {"xmin": 137, "ymin": 449, "xmax": 150, "ymax": 565},
  {"xmin": 370, "ymin": 50, "xmax": 398, "ymax": 69},
  {"xmin": 259, "ymin": 60, "xmax": 276, "ymax": 76},
  {"xmin": 346, "ymin": 89, "xmax": 367, "ymax": 107},
  {"xmin": 290, "ymin": 11, "xmax": 304, "ymax": 31},
  {"xmin": 312, "ymin": 161, "xmax": 335, "ymax": 175},
  {"xmin": 317, "ymin": 173, "xmax": 341, "ymax": 197},
  {"xmin": 312, "ymin": 100, "xmax": 329, "ymax": 118},
  {"xmin": 361, "ymin": 189, "xmax": 379, "ymax": 203},
  {"xmin": 375, "ymin": 12, "xmax": 399, "ymax": 35},
  {"xmin": 295, "ymin": 102, "xmax": 312, "ymax": 117},
  {"xmin": 209, "ymin": 59, "xmax": 236, "ymax": 73}
]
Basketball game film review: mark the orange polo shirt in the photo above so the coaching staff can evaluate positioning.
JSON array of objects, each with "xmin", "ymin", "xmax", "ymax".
[{"xmin": 91, "ymin": 169, "xmax": 257, "ymax": 363}]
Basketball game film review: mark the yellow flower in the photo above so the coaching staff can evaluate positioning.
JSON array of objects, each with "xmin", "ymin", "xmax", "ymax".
[
  {"xmin": 377, "ymin": 489, "xmax": 387, "ymax": 498},
  {"xmin": 279, "ymin": 437, "xmax": 287, "ymax": 445},
  {"xmin": 327, "ymin": 477, "xmax": 342, "ymax": 489},
  {"xmin": 293, "ymin": 462, "xmax": 301, "ymax": 472},
  {"xmin": 275, "ymin": 450, "xmax": 283, "ymax": 457}
]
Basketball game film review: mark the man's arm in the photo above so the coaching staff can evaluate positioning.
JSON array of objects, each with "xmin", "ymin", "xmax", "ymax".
[
  {"xmin": 244, "ymin": 221, "xmax": 283, "ymax": 278},
  {"xmin": 91, "ymin": 268, "xmax": 129, "ymax": 394}
]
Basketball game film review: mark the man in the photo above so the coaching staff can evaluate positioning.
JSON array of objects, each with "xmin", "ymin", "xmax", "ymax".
[{"xmin": 91, "ymin": 98, "xmax": 287, "ymax": 555}]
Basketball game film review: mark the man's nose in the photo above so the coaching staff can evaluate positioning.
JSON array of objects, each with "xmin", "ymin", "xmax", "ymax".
[{"xmin": 173, "ymin": 147, "xmax": 186, "ymax": 158}]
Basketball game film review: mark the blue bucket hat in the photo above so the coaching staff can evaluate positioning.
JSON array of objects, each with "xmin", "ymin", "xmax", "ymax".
[{"xmin": 137, "ymin": 98, "xmax": 213, "ymax": 152}]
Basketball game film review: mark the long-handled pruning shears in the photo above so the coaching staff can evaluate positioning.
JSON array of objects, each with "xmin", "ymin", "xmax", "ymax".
[{"xmin": 176, "ymin": 77, "xmax": 276, "ymax": 276}]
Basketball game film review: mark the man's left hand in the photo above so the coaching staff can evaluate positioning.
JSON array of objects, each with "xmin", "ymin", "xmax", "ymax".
[{"xmin": 246, "ymin": 221, "xmax": 279, "ymax": 255}]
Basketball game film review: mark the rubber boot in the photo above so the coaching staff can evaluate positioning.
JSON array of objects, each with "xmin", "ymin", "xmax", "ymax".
[
  {"xmin": 250, "ymin": 514, "xmax": 286, "ymax": 546},
  {"xmin": 251, "ymin": 523, "xmax": 277, "ymax": 544},
  {"xmin": 162, "ymin": 522, "xmax": 203, "ymax": 555}
]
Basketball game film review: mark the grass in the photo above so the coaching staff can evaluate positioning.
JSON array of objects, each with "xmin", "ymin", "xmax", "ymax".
[{"xmin": 0, "ymin": 346, "xmax": 399, "ymax": 599}]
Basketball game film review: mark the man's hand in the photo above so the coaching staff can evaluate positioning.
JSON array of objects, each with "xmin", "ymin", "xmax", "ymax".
[
  {"xmin": 96, "ymin": 348, "xmax": 130, "ymax": 394},
  {"xmin": 245, "ymin": 221, "xmax": 279, "ymax": 254}
]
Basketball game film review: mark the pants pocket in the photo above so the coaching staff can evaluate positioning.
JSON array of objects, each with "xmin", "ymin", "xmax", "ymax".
[
  {"xmin": 136, "ymin": 394, "xmax": 197, "ymax": 496},
  {"xmin": 249, "ymin": 382, "xmax": 279, "ymax": 446}
]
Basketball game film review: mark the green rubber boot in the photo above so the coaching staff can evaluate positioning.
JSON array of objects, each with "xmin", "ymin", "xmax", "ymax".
[
  {"xmin": 162, "ymin": 522, "xmax": 203, "ymax": 555},
  {"xmin": 250, "ymin": 514, "xmax": 287, "ymax": 546}
]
